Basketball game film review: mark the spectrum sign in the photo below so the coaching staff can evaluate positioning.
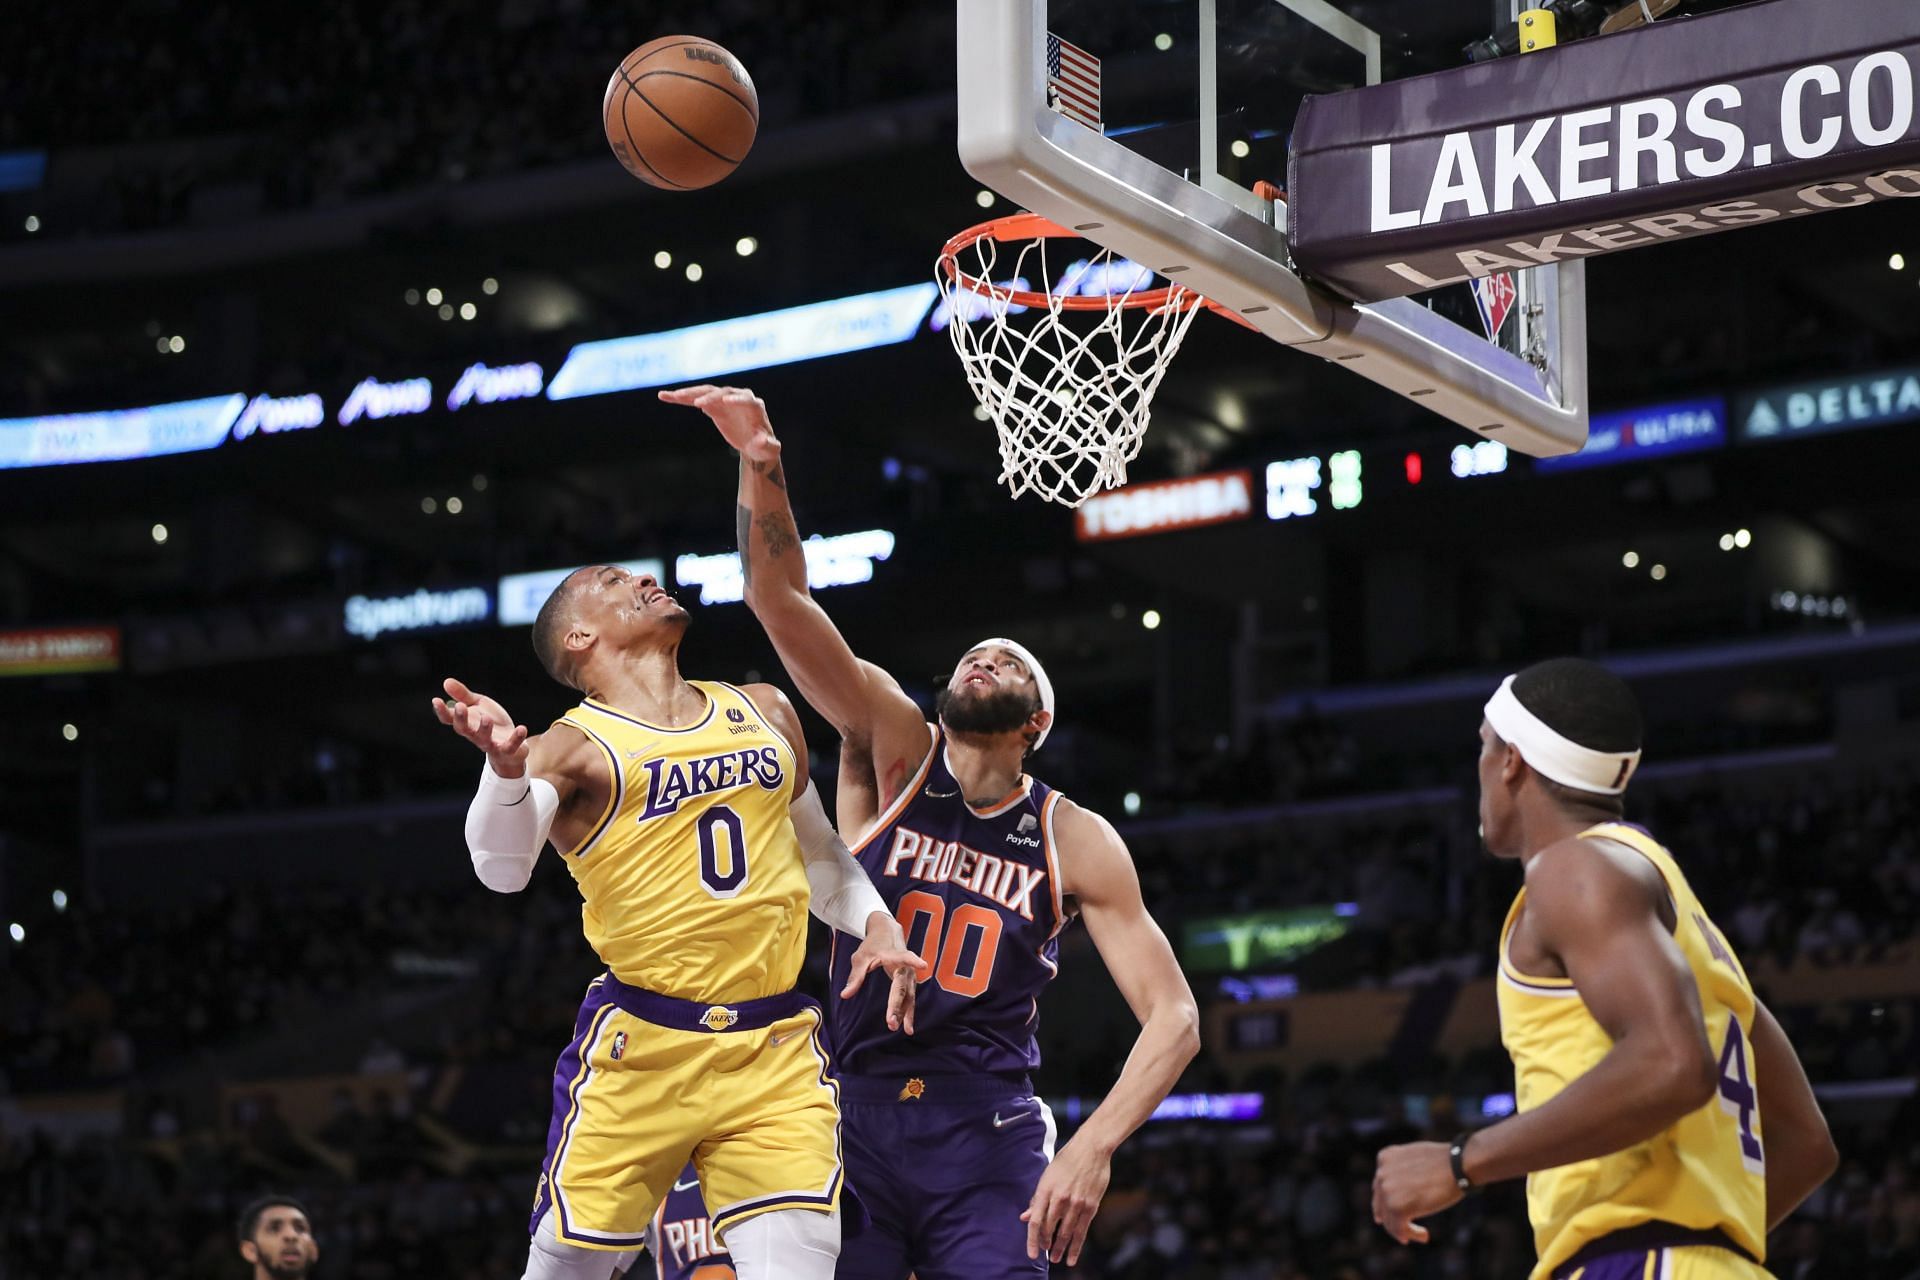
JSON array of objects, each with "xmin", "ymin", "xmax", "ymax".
[{"xmin": 344, "ymin": 587, "xmax": 492, "ymax": 640}]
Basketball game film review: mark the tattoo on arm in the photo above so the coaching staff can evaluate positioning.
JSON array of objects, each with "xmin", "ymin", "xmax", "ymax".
[
  {"xmin": 752, "ymin": 457, "xmax": 787, "ymax": 491},
  {"xmin": 759, "ymin": 510, "xmax": 798, "ymax": 559}
]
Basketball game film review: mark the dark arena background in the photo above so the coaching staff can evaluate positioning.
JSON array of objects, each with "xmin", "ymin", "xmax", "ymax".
[{"xmin": 3, "ymin": 3, "xmax": 1919, "ymax": 1278}]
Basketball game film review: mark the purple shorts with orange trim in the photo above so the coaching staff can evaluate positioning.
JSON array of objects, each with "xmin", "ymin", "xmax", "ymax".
[{"xmin": 833, "ymin": 1073, "xmax": 1054, "ymax": 1280}]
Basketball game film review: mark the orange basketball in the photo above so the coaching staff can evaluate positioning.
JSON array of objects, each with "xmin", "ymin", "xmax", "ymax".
[{"xmin": 603, "ymin": 37, "xmax": 759, "ymax": 190}]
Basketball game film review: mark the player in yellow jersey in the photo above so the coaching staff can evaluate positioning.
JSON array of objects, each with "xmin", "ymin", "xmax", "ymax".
[
  {"xmin": 1373, "ymin": 658, "xmax": 1839, "ymax": 1279},
  {"xmin": 430, "ymin": 564, "xmax": 928, "ymax": 1280}
]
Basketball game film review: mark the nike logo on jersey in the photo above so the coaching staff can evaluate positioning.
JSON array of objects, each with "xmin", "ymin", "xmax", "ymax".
[
  {"xmin": 880, "ymin": 827, "xmax": 1048, "ymax": 920},
  {"xmin": 924, "ymin": 788, "xmax": 959, "ymax": 798},
  {"xmin": 768, "ymin": 1028, "xmax": 803, "ymax": 1047},
  {"xmin": 991, "ymin": 1108, "xmax": 1031, "ymax": 1128},
  {"xmin": 673, "ymin": 1178, "xmax": 700, "ymax": 1191}
]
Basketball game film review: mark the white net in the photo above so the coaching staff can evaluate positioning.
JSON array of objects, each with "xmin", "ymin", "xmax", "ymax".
[{"xmin": 937, "ymin": 223, "xmax": 1204, "ymax": 507}]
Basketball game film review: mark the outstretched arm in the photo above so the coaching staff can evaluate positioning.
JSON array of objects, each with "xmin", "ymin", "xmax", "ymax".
[
  {"xmin": 432, "ymin": 678, "xmax": 592, "ymax": 892},
  {"xmin": 1373, "ymin": 839, "xmax": 1717, "ymax": 1244},
  {"xmin": 1750, "ymin": 999, "xmax": 1838, "ymax": 1230},
  {"xmin": 1024, "ymin": 800, "xmax": 1201, "ymax": 1267},
  {"xmin": 659, "ymin": 385, "xmax": 929, "ymax": 804}
]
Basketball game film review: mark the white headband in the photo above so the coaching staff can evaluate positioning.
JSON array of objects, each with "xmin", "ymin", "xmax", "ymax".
[
  {"xmin": 969, "ymin": 637, "xmax": 1056, "ymax": 751},
  {"xmin": 1484, "ymin": 674, "xmax": 1641, "ymax": 796}
]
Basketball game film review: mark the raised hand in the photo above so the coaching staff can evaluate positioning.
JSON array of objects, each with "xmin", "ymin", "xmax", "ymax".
[
  {"xmin": 658, "ymin": 385, "xmax": 782, "ymax": 467},
  {"xmin": 431, "ymin": 677, "xmax": 530, "ymax": 777}
]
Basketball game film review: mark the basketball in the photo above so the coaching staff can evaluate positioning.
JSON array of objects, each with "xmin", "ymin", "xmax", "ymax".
[{"xmin": 603, "ymin": 36, "xmax": 759, "ymax": 190}]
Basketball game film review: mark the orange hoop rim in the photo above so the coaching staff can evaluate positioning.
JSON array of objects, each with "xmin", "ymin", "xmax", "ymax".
[{"xmin": 937, "ymin": 212, "xmax": 1205, "ymax": 314}]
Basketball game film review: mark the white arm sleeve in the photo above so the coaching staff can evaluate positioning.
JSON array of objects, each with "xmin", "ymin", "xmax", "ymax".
[
  {"xmin": 465, "ymin": 764, "xmax": 558, "ymax": 893},
  {"xmin": 790, "ymin": 781, "xmax": 889, "ymax": 935}
]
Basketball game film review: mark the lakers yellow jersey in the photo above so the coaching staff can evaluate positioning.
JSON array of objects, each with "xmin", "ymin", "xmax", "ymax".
[
  {"xmin": 551, "ymin": 680, "xmax": 809, "ymax": 1004},
  {"xmin": 1498, "ymin": 823, "xmax": 1767, "ymax": 1280}
]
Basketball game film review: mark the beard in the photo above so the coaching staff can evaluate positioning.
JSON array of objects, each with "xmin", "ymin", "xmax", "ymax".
[
  {"xmin": 936, "ymin": 683, "xmax": 1041, "ymax": 737},
  {"xmin": 261, "ymin": 1256, "xmax": 311, "ymax": 1280}
]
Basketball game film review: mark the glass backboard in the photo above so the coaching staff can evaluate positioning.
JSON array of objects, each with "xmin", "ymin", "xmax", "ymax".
[{"xmin": 956, "ymin": 0, "xmax": 1589, "ymax": 456}]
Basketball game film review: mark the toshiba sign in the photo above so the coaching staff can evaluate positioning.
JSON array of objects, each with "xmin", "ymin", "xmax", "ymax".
[
  {"xmin": 0, "ymin": 626, "xmax": 121, "ymax": 676},
  {"xmin": 1074, "ymin": 470, "xmax": 1255, "ymax": 543}
]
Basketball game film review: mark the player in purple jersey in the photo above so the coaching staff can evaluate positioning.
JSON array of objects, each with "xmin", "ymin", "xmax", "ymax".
[
  {"xmin": 642, "ymin": 1165, "xmax": 736, "ymax": 1280},
  {"xmin": 664, "ymin": 385, "xmax": 1201, "ymax": 1275}
]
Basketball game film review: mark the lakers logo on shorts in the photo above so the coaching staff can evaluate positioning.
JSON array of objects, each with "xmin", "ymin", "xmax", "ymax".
[
  {"xmin": 899, "ymin": 1078, "xmax": 926, "ymax": 1102},
  {"xmin": 703, "ymin": 1005, "xmax": 740, "ymax": 1031}
]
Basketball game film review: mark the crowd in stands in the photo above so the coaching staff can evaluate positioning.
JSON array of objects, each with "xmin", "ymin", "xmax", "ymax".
[
  {"xmin": 5, "ymin": 1065, "xmax": 1916, "ymax": 1277},
  {"xmin": 1, "ymin": 0, "xmax": 954, "ymax": 239},
  {"xmin": 3, "ymin": 752, "xmax": 1917, "ymax": 1274}
]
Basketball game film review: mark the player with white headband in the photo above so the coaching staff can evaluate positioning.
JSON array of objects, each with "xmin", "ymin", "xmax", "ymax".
[
  {"xmin": 663, "ymin": 383, "xmax": 1199, "ymax": 1276},
  {"xmin": 1373, "ymin": 658, "xmax": 1835, "ymax": 1280}
]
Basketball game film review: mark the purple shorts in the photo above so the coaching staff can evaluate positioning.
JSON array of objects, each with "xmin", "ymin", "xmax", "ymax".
[{"xmin": 835, "ymin": 1074, "xmax": 1056, "ymax": 1280}]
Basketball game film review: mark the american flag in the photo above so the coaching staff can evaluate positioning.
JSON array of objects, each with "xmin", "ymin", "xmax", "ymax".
[{"xmin": 1046, "ymin": 33, "xmax": 1101, "ymax": 131}]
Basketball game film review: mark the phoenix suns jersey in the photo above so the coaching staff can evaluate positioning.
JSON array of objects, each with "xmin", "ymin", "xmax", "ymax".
[
  {"xmin": 645, "ymin": 1168, "xmax": 733, "ymax": 1280},
  {"xmin": 552, "ymin": 680, "xmax": 808, "ymax": 1003},
  {"xmin": 827, "ymin": 725, "xmax": 1069, "ymax": 1077},
  {"xmin": 1498, "ymin": 823, "xmax": 1767, "ymax": 1280}
]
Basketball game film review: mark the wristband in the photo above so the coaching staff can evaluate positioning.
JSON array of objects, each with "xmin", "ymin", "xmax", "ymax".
[{"xmin": 1449, "ymin": 1133, "xmax": 1478, "ymax": 1194}]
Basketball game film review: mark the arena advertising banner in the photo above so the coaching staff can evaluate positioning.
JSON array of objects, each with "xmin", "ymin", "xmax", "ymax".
[
  {"xmin": 343, "ymin": 587, "xmax": 493, "ymax": 640},
  {"xmin": 1534, "ymin": 396, "xmax": 1727, "ymax": 472},
  {"xmin": 497, "ymin": 561, "xmax": 666, "ymax": 626},
  {"xmin": 0, "ymin": 287, "xmax": 936, "ymax": 470},
  {"xmin": 0, "ymin": 625, "xmax": 121, "ymax": 676},
  {"xmin": 1734, "ymin": 364, "xmax": 1920, "ymax": 443},
  {"xmin": 1290, "ymin": 1, "xmax": 1920, "ymax": 301},
  {"xmin": 1181, "ymin": 905, "xmax": 1355, "ymax": 973},
  {"xmin": 1074, "ymin": 469, "xmax": 1255, "ymax": 542}
]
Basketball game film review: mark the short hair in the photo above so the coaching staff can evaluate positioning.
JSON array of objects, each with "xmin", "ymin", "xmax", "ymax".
[
  {"xmin": 236, "ymin": 1194, "xmax": 309, "ymax": 1243},
  {"xmin": 1506, "ymin": 657, "xmax": 1642, "ymax": 813},
  {"xmin": 532, "ymin": 569, "xmax": 589, "ymax": 689},
  {"xmin": 1510, "ymin": 657, "xmax": 1643, "ymax": 753}
]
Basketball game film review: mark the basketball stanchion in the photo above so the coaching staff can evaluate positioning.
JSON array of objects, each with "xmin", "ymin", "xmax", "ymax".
[{"xmin": 936, "ymin": 212, "xmax": 1248, "ymax": 509}]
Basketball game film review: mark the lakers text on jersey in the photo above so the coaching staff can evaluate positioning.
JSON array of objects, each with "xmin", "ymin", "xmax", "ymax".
[
  {"xmin": 528, "ymin": 682, "xmax": 842, "ymax": 1251},
  {"xmin": 552, "ymin": 679, "xmax": 809, "ymax": 1002},
  {"xmin": 1498, "ymin": 823, "xmax": 1768, "ymax": 1280}
]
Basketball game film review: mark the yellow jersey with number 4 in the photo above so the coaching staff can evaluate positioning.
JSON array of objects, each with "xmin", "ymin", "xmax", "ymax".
[
  {"xmin": 552, "ymin": 680, "xmax": 808, "ymax": 1003},
  {"xmin": 1497, "ymin": 823, "xmax": 1767, "ymax": 1280}
]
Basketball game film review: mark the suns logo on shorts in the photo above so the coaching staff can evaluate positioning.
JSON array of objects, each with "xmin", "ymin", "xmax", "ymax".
[
  {"xmin": 610, "ymin": 1031, "xmax": 628, "ymax": 1061},
  {"xmin": 898, "ymin": 1078, "xmax": 927, "ymax": 1102},
  {"xmin": 702, "ymin": 1006, "xmax": 740, "ymax": 1032}
]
